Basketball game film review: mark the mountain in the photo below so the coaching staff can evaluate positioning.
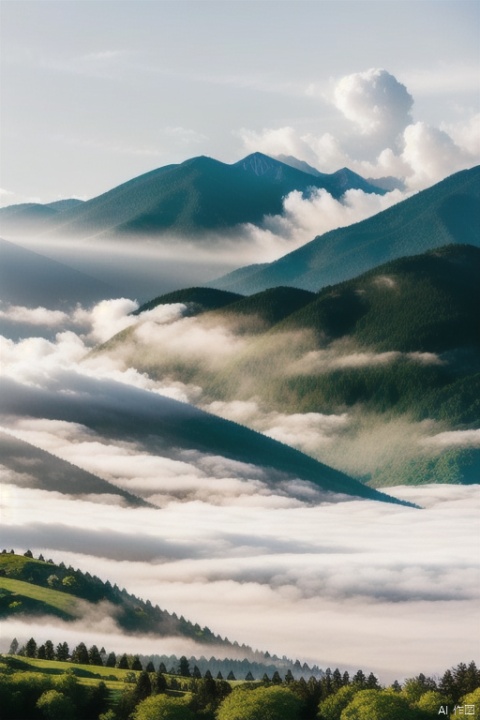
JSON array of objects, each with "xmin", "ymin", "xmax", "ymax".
[
  {"xmin": 93, "ymin": 245, "xmax": 480, "ymax": 487},
  {"xmin": 0, "ymin": 552, "xmax": 232, "ymax": 646},
  {"xmin": 133, "ymin": 287, "xmax": 243, "ymax": 316},
  {"xmin": 0, "ymin": 431, "xmax": 149, "ymax": 507},
  {"xmin": 210, "ymin": 165, "xmax": 480, "ymax": 294},
  {"xmin": 0, "ymin": 199, "xmax": 84, "ymax": 235},
  {"xmin": 0, "ymin": 372, "xmax": 409, "ymax": 506},
  {"xmin": 0, "ymin": 237, "xmax": 116, "ymax": 310},
  {"xmin": 0, "ymin": 153, "xmax": 384, "ymax": 241}
]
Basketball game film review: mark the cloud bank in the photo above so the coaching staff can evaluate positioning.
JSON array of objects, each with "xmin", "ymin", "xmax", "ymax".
[
  {"xmin": 241, "ymin": 68, "xmax": 479, "ymax": 192},
  {"xmin": 1, "ymin": 481, "xmax": 479, "ymax": 682}
]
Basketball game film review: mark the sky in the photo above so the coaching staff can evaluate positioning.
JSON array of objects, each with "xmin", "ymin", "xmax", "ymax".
[{"xmin": 1, "ymin": 0, "xmax": 479, "ymax": 205}]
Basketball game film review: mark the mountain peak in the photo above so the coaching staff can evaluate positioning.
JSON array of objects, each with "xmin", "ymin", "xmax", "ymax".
[{"xmin": 234, "ymin": 152, "xmax": 287, "ymax": 178}]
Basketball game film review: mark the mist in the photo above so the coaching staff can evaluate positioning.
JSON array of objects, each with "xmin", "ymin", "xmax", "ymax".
[{"xmin": 1, "ymin": 481, "xmax": 479, "ymax": 682}]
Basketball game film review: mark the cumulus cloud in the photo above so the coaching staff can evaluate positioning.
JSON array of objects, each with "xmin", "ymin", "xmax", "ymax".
[
  {"xmin": 239, "ymin": 68, "xmax": 479, "ymax": 193},
  {"xmin": 83, "ymin": 297, "xmax": 139, "ymax": 343},
  {"xmin": 400, "ymin": 121, "xmax": 475, "ymax": 189},
  {"xmin": 236, "ymin": 186, "xmax": 408, "ymax": 261},
  {"xmin": 333, "ymin": 68, "xmax": 413, "ymax": 141}
]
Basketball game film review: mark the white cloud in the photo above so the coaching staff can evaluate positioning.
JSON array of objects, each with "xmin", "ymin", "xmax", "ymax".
[
  {"xmin": 239, "ymin": 68, "xmax": 479, "ymax": 193},
  {"xmin": 85, "ymin": 297, "xmax": 139, "ymax": 343},
  {"xmin": 204, "ymin": 399, "xmax": 350, "ymax": 457},
  {"xmin": 423, "ymin": 429, "xmax": 480, "ymax": 450},
  {"xmin": 0, "ymin": 304, "xmax": 70, "ymax": 327},
  {"xmin": 333, "ymin": 68, "xmax": 413, "ymax": 140},
  {"xmin": 237, "ymin": 186, "xmax": 409, "ymax": 261},
  {"xmin": 290, "ymin": 348, "xmax": 443, "ymax": 375},
  {"xmin": 400, "ymin": 121, "xmax": 475, "ymax": 190},
  {"xmin": 1, "ymin": 482, "xmax": 479, "ymax": 681}
]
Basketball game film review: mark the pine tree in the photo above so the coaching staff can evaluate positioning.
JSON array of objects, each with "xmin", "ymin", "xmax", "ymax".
[
  {"xmin": 106, "ymin": 651, "xmax": 116, "ymax": 667},
  {"xmin": 134, "ymin": 670, "xmax": 152, "ymax": 702},
  {"xmin": 332, "ymin": 668, "xmax": 343, "ymax": 690},
  {"xmin": 352, "ymin": 669, "xmax": 367, "ymax": 688},
  {"xmin": 271, "ymin": 671, "xmax": 281, "ymax": 684},
  {"xmin": 89, "ymin": 645, "xmax": 103, "ymax": 666},
  {"xmin": 145, "ymin": 661, "xmax": 155, "ymax": 673},
  {"xmin": 118, "ymin": 653, "xmax": 129, "ymax": 669},
  {"xmin": 132, "ymin": 655, "xmax": 143, "ymax": 671},
  {"xmin": 227, "ymin": 671, "xmax": 236, "ymax": 681},
  {"xmin": 44, "ymin": 640, "xmax": 55, "ymax": 661},
  {"xmin": 37, "ymin": 644, "xmax": 46, "ymax": 659},
  {"xmin": 56, "ymin": 642, "xmax": 70, "ymax": 661},
  {"xmin": 192, "ymin": 665, "xmax": 202, "ymax": 679},
  {"xmin": 153, "ymin": 671, "xmax": 167, "ymax": 694},
  {"xmin": 466, "ymin": 661, "xmax": 480, "ymax": 693},
  {"xmin": 25, "ymin": 637, "xmax": 37, "ymax": 658},
  {"xmin": 8, "ymin": 638, "xmax": 18, "ymax": 655},
  {"xmin": 179, "ymin": 656, "xmax": 191, "ymax": 677},
  {"xmin": 71, "ymin": 642, "xmax": 89, "ymax": 664}
]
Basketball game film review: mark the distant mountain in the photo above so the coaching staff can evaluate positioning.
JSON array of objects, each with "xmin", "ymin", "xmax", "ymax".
[
  {"xmin": 0, "ymin": 153, "xmax": 384, "ymax": 240},
  {"xmin": 0, "ymin": 237, "xmax": 116, "ymax": 310},
  {"xmin": 0, "ymin": 199, "xmax": 84, "ymax": 235},
  {"xmin": 95, "ymin": 245, "xmax": 480, "ymax": 487},
  {"xmin": 210, "ymin": 165, "xmax": 480, "ymax": 294},
  {"xmin": 0, "ymin": 431, "xmax": 148, "ymax": 507}
]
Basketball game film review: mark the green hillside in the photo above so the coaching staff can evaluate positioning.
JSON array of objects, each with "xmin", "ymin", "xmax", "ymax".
[
  {"xmin": 0, "ymin": 553, "xmax": 231, "ymax": 645},
  {"xmin": 211, "ymin": 165, "xmax": 480, "ymax": 293},
  {"xmin": 0, "ymin": 153, "xmax": 383, "ymax": 240},
  {"xmin": 94, "ymin": 245, "xmax": 480, "ymax": 487}
]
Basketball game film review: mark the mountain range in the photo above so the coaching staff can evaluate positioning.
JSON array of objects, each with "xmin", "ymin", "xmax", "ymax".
[
  {"xmin": 93, "ymin": 244, "xmax": 480, "ymax": 487},
  {"xmin": 0, "ymin": 153, "xmax": 383, "ymax": 240},
  {"xmin": 210, "ymin": 164, "xmax": 480, "ymax": 293}
]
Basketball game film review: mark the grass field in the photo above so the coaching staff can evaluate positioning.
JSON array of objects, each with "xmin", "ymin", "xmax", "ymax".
[{"xmin": 0, "ymin": 576, "xmax": 81, "ymax": 616}]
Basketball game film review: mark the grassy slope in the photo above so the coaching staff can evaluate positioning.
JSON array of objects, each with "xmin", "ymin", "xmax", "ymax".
[
  {"xmin": 0, "ymin": 577, "xmax": 80, "ymax": 616},
  {"xmin": 0, "ymin": 554, "xmax": 232, "ymax": 644}
]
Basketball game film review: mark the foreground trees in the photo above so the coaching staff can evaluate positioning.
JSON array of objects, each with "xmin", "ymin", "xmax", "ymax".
[
  {"xmin": 132, "ymin": 695, "xmax": 196, "ymax": 720},
  {"xmin": 216, "ymin": 686, "xmax": 302, "ymax": 720}
]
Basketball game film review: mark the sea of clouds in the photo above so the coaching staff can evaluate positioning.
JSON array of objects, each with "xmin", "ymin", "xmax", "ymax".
[{"xmin": 0, "ymin": 297, "xmax": 479, "ymax": 682}]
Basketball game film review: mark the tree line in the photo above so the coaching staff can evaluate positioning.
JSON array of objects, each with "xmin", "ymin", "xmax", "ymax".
[{"xmin": 3, "ymin": 638, "xmax": 479, "ymax": 720}]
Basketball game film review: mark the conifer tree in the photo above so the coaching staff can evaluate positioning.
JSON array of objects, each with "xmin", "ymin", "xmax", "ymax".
[{"xmin": 25, "ymin": 637, "xmax": 37, "ymax": 658}]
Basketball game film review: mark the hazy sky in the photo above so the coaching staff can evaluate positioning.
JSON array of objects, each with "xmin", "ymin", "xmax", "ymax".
[{"xmin": 1, "ymin": 0, "xmax": 479, "ymax": 204}]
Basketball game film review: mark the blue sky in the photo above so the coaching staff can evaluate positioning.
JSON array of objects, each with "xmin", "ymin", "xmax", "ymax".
[{"xmin": 1, "ymin": 0, "xmax": 479, "ymax": 203}]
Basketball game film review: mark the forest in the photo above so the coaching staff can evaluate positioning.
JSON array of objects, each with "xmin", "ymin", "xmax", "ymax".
[{"xmin": 1, "ymin": 639, "xmax": 479, "ymax": 720}]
